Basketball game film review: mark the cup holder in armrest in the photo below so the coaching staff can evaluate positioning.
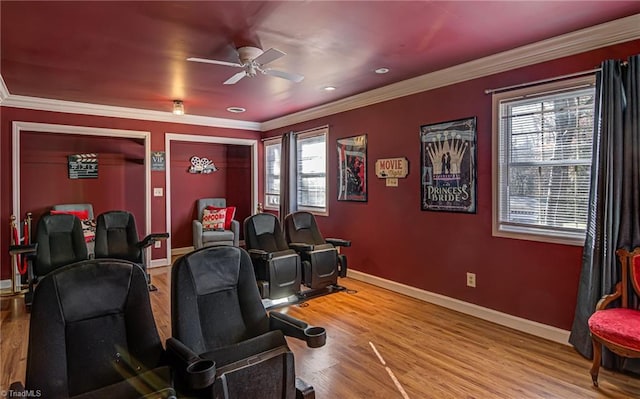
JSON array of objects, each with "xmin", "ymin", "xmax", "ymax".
[
  {"xmin": 269, "ymin": 311, "xmax": 327, "ymax": 348},
  {"xmin": 304, "ymin": 326, "xmax": 326, "ymax": 348},
  {"xmin": 185, "ymin": 358, "xmax": 216, "ymax": 390}
]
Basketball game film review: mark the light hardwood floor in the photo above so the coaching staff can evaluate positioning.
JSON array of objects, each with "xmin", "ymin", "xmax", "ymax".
[{"xmin": 2, "ymin": 266, "xmax": 639, "ymax": 398}]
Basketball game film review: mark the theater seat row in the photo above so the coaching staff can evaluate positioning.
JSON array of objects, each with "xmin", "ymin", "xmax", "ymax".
[{"xmin": 12, "ymin": 246, "xmax": 324, "ymax": 399}]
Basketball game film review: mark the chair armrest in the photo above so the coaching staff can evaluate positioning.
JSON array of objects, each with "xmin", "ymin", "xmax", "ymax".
[
  {"xmin": 193, "ymin": 220, "xmax": 204, "ymax": 249},
  {"xmin": 166, "ymin": 338, "xmax": 216, "ymax": 390},
  {"xmin": 138, "ymin": 233, "xmax": 170, "ymax": 249},
  {"xmin": 230, "ymin": 220, "xmax": 240, "ymax": 247},
  {"xmin": 248, "ymin": 249, "xmax": 273, "ymax": 261},
  {"xmin": 595, "ymin": 282, "xmax": 623, "ymax": 310},
  {"xmin": 288, "ymin": 242, "xmax": 314, "ymax": 252},
  {"xmin": 269, "ymin": 311, "xmax": 326, "ymax": 348},
  {"xmin": 326, "ymin": 238, "xmax": 351, "ymax": 247},
  {"xmin": 9, "ymin": 243, "xmax": 37, "ymax": 256}
]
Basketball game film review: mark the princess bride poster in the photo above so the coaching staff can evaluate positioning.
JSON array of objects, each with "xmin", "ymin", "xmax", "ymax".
[{"xmin": 420, "ymin": 117, "xmax": 477, "ymax": 213}]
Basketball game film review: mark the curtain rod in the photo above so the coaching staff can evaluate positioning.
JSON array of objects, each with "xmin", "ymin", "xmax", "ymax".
[
  {"xmin": 261, "ymin": 124, "xmax": 330, "ymax": 142},
  {"xmin": 293, "ymin": 124, "xmax": 329, "ymax": 135},
  {"xmin": 484, "ymin": 68, "xmax": 600, "ymax": 95}
]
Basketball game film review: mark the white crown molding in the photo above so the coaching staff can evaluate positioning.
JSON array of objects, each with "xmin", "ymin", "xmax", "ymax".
[
  {"xmin": 0, "ymin": 93, "xmax": 261, "ymax": 131},
  {"xmin": 0, "ymin": 75, "xmax": 9, "ymax": 103},
  {"xmin": 347, "ymin": 269, "xmax": 571, "ymax": 345},
  {"xmin": 262, "ymin": 13, "xmax": 640, "ymax": 131}
]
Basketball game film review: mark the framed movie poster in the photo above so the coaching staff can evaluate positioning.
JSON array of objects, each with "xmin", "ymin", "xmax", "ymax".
[
  {"xmin": 337, "ymin": 134, "xmax": 367, "ymax": 202},
  {"xmin": 420, "ymin": 117, "xmax": 477, "ymax": 213}
]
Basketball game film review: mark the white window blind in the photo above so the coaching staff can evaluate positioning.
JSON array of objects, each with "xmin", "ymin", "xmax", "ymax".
[
  {"xmin": 493, "ymin": 76, "xmax": 595, "ymax": 244},
  {"xmin": 264, "ymin": 138, "xmax": 281, "ymax": 210},
  {"xmin": 296, "ymin": 129, "xmax": 327, "ymax": 213}
]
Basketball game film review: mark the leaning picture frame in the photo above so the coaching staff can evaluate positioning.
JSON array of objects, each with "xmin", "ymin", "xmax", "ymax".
[
  {"xmin": 420, "ymin": 117, "xmax": 477, "ymax": 213},
  {"xmin": 337, "ymin": 134, "xmax": 367, "ymax": 202}
]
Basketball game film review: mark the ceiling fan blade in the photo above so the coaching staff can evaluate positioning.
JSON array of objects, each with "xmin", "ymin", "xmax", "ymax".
[
  {"xmin": 224, "ymin": 71, "xmax": 248, "ymax": 85},
  {"xmin": 263, "ymin": 68, "xmax": 304, "ymax": 83},
  {"xmin": 253, "ymin": 48, "xmax": 285, "ymax": 66},
  {"xmin": 187, "ymin": 57, "xmax": 242, "ymax": 68}
]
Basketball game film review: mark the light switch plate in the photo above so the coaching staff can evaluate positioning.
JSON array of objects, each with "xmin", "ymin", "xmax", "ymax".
[{"xmin": 153, "ymin": 187, "xmax": 163, "ymax": 197}]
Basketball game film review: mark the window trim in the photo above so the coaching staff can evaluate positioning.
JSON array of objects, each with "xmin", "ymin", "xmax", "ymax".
[
  {"xmin": 491, "ymin": 75, "xmax": 595, "ymax": 246},
  {"xmin": 296, "ymin": 128, "xmax": 329, "ymax": 216},
  {"xmin": 263, "ymin": 137, "xmax": 281, "ymax": 211}
]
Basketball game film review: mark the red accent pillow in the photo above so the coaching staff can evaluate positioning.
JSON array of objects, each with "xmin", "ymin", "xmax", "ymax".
[
  {"xmin": 202, "ymin": 208, "xmax": 226, "ymax": 231},
  {"xmin": 206, "ymin": 206, "xmax": 236, "ymax": 230},
  {"xmin": 51, "ymin": 209, "xmax": 89, "ymax": 220}
]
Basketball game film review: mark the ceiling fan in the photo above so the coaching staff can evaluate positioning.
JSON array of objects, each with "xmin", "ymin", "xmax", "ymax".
[{"xmin": 187, "ymin": 46, "xmax": 304, "ymax": 85}]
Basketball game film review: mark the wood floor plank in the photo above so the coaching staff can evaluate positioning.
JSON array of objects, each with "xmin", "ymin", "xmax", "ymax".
[{"xmin": 2, "ymin": 266, "xmax": 639, "ymax": 398}]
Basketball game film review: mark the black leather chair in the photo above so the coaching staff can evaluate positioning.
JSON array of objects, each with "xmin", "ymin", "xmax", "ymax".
[
  {"xmin": 10, "ymin": 259, "xmax": 176, "ymax": 399},
  {"xmin": 12, "ymin": 213, "xmax": 89, "ymax": 308},
  {"xmin": 244, "ymin": 213, "xmax": 302, "ymax": 301},
  {"xmin": 168, "ymin": 246, "xmax": 324, "ymax": 399},
  {"xmin": 94, "ymin": 210, "xmax": 168, "ymax": 291},
  {"xmin": 284, "ymin": 211, "xmax": 350, "ymax": 297}
]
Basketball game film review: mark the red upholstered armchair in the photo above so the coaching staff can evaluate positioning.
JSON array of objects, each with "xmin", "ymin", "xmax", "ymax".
[{"xmin": 588, "ymin": 247, "xmax": 640, "ymax": 386}]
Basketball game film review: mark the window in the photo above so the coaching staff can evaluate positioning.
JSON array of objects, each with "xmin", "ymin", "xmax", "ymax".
[
  {"xmin": 492, "ymin": 76, "xmax": 595, "ymax": 245},
  {"xmin": 264, "ymin": 138, "xmax": 281, "ymax": 210},
  {"xmin": 296, "ymin": 129, "xmax": 328, "ymax": 214}
]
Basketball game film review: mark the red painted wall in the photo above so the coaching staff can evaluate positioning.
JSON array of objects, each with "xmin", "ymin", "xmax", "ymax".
[
  {"xmin": 169, "ymin": 142, "xmax": 253, "ymax": 249},
  {"xmin": 263, "ymin": 40, "xmax": 640, "ymax": 330},
  {"xmin": 19, "ymin": 132, "xmax": 145, "ymax": 229},
  {"xmin": 0, "ymin": 107, "xmax": 260, "ymax": 278},
  {"xmin": 226, "ymin": 145, "xmax": 253, "ymax": 237}
]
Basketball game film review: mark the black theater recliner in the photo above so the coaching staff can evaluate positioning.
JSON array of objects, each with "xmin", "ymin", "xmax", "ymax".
[
  {"xmin": 94, "ymin": 210, "xmax": 168, "ymax": 291},
  {"xmin": 244, "ymin": 213, "xmax": 302, "ymax": 301},
  {"xmin": 168, "ymin": 246, "xmax": 325, "ymax": 399},
  {"xmin": 284, "ymin": 211, "xmax": 350, "ymax": 296},
  {"xmin": 10, "ymin": 259, "xmax": 176, "ymax": 399},
  {"xmin": 14, "ymin": 213, "xmax": 89, "ymax": 308}
]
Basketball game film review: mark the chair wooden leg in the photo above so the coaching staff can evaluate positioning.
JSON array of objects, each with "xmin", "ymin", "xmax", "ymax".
[{"xmin": 590, "ymin": 338, "xmax": 602, "ymax": 387}]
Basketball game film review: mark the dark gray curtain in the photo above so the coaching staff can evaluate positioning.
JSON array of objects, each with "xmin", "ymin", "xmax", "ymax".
[
  {"xmin": 279, "ymin": 131, "xmax": 297, "ymax": 225},
  {"xmin": 569, "ymin": 54, "xmax": 640, "ymax": 374}
]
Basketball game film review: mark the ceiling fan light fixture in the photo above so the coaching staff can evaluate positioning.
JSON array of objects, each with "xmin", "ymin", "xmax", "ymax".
[
  {"xmin": 226, "ymin": 106, "xmax": 246, "ymax": 113},
  {"xmin": 172, "ymin": 100, "xmax": 185, "ymax": 115},
  {"xmin": 375, "ymin": 67, "xmax": 390, "ymax": 74}
]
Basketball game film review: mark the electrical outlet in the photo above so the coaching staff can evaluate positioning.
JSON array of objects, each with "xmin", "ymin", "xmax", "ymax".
[
  {"xmin": 154, "ymin": 241, "xmax": 162, "ymax": 249},
  {"xmin": 466, "ymin": 272, "xmax": 476, "ymax": 288}
]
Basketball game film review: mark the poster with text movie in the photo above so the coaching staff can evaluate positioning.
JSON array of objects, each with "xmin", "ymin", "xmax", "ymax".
[
  {"xmin": 420, "ymin": 117, "xmax": 476, "ymax": 213},
  {"xmin": 337, "ymin": 134, "xmax": 367, "ymax": 202}
]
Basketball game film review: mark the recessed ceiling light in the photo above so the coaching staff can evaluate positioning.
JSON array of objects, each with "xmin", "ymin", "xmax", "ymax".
[
  {"xmin": 375, "ymin": 67, "xmax": 390, "ymax": 74},
  {"xmin": 323, "ymin": 86, "xmax": 336, "ymax": 91},
  {"xmin": 226, "ymin": 106, "xmax": 246, "ymax": 113}
]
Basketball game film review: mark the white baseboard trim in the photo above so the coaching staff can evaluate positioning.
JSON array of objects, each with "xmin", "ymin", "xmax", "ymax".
[
  {"xmin": 171, "ymin": 247, "xmax": 194, "ymax": 256},
  {"xmin": 150, "ymin": 258, "xmax": 170, "ymax": 268},
  {"xmin": 0, "ymin": 279, "xmax": 12, "ymax": 290},
  {"xmin": 346, "ymin": 269, "xmax": 571, "ymax": 345}
]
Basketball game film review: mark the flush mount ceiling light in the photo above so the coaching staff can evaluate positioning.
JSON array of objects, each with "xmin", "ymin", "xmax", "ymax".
[
  {"xmin": 172, "ymin": 100, "xmax": 184, "ymax": 115},
  {"xmin": 375, "ymin": 67, "xmax": 390, "ymax": 74},
  {"xmin": 323, "ymin": 86, "xmax": 336, "ymax": 91},
  {"xmin": 226, "ymin": 106, "xmax": 246, "ymax": 113}
]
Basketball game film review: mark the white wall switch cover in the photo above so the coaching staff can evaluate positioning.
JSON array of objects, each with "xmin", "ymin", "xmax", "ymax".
[{"xmin": 153, "ymin": 187, "xmax": 163, "ymax": 197}]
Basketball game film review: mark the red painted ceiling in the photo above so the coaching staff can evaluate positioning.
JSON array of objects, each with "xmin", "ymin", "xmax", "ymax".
[{"xmin": 2, "ymin": 1, "xmax": 639, "ymax": 122}]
